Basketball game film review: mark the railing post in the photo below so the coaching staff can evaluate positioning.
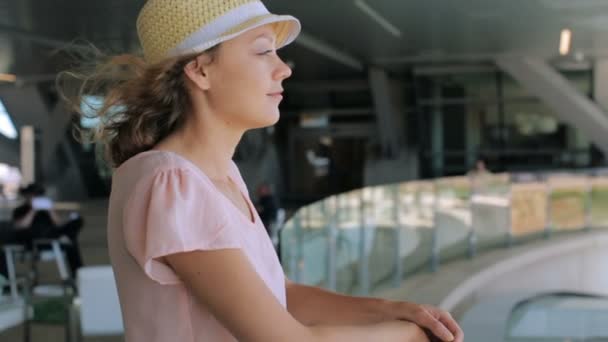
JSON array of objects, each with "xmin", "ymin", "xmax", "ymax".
[
  {"xmin": 585, "ymin": 175, "xmax": 593, "ymax": 231},
  {"xmin": 468, "ymin": 177, "xmax": 477, "ymax": 259},
  {"xmin": 358, "ymin": 189, "xmax": 370, "ymax": 295},
  {"xmin": 326, "ymin": 197, "xmax": 337, "ymax": 291},
  {"xmin": 392, "ymin": 185, "xmax": 404, "ymax": 287},
  {"xmin": 544, "ymin": 181, "xmax": 553, "ymax": 239},
  {"xmin": 293, "ymin": 213, "xmax": 303, "ymax": 283},
  {"xmin": 467, "ymin": 225, "xmax": 477, "ymax": 259},
  {"xmin": 430, "ymin": 182, "xmax": 440, "ymax": 272},
  {"xmin": 506, "ymin": 181, "xmax": 514, "ymax": 248}
]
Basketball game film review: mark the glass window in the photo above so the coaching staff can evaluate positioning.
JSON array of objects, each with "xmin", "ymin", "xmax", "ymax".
[{"xmin": 0, "ymin": 99, "xmax": 18, "ymax": 139}]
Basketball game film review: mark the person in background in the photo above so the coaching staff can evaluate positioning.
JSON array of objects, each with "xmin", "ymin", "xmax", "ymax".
[
  {"xmin": 11, "ymin": 183, "xmax": 84, "ymax": 277},
  {"xmin": 468, "ymin": 158, "xmax": 490, "ymax": 177},
  {"xmin": 468, "ymin": 158, "xmax": 493, "ymax": 193}
]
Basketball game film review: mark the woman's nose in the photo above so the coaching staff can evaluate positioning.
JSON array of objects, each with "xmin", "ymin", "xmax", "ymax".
[{"xmin": 275, "ymin": 58, "xmax": 292, "ymax": 80}]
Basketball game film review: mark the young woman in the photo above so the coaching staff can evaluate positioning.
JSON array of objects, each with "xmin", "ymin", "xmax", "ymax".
[{"xmin": 64, "ymin": 0, "xmax": 463, "ymax": 341}]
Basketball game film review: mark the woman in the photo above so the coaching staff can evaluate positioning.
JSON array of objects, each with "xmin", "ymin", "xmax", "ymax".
[{"xmin": 63, "ymin": 0, "xmax": 463, "ymax": 341}]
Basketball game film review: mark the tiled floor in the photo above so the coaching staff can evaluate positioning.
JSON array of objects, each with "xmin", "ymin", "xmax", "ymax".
[{"xmin": 0, "ymin": 199, "xmax": 124, "ymax": 342}]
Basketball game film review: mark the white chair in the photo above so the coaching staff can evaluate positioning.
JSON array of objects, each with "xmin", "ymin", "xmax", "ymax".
[
  {"xmin": 25, "ymin": 239, "xmax": 75, "ymax": 342},
  {"xmin": 74, "ymin": 265, "xmax": 123, "ymax": 340},
  {"xmin": 0, "ymin": 228, "xmax": 77, "ymax": 339},
  {"xmin": 0, "ymin": 264, "xmax": 24, "ymax": 333},
  {"xmin": 3, "ymin": 244, "xmax": 25, "ymax": 301}
]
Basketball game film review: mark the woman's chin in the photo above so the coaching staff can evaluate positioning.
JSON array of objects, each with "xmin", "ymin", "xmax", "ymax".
[
  {"xmin": 241, "ymin": 108, "xmax": 281, "ymax": 130},
  {"xmin": 268, "ymin": 111, "xmax": 281, "ymax": 125},
  {"xmin": 255, "ymin": 112, "xmax": 280, "ymax": 128}
]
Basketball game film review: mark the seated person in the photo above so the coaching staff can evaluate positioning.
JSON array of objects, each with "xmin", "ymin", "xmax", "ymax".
[
  {"xmin": 10, "ymin": 183, "xmax": 84, "ymax": 277},
  {"xmin": 467, "ymin": 158, "xmax": 491, "ymax": 177},
  {"xmin": 0, "ymin": 221, "xmax": 36, "ymax": 285}
]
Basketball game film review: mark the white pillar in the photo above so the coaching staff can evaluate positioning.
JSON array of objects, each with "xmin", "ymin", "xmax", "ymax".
[
  {"xmin": 594, "ymin": 59, "xmax": 608, "ymax": 114},
  {"xmin": 20, "ymin": 125, "xmax": 35, "ymax": 185}
]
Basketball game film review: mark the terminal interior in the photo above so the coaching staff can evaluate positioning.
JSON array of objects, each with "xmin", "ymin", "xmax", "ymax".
[{"xmin": 2, "ymin": 0, "xmax": 608, "ymax": 341}]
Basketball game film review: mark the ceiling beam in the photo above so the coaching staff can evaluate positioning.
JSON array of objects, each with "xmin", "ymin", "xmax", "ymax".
[
  {"xmin": 295, "ymin": 31, "xmax": 365, "ymax": 71},
  {"xmin": 0, "ymin": 24, "xmax": 90, "ymax": 52},
  {"xmin": 413, "ymin": 64, "xmax": 496, "ymax": 75},
  {"xmin": 285, "ymin": 79, "xmax": 369, "ymax": 92},
  {"xmin": 413, "ymin": 60, "xmax": 592, "ymax": 75},
  {"xmin": 354, "ymin": 0, "xmax": 402, "ymax": 38},
  {"xmin": 375, "ymin": 53, "xmax": 498, "ymax": 66}
]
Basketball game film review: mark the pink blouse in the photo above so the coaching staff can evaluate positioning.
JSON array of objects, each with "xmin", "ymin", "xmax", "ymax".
[{"xmin": 107, "ymin": 150, "xmax": 286, "ymax": 341}]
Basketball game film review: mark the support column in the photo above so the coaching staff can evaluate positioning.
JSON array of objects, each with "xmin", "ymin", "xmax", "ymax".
[
  {"xmin": 369, "ymin": 67, "xmax": 405, "ymax": 158},
  {"xmin": 593, "ymin": 59, "xmax": 608, "ymax": 114},
  {"xmin": 20, "ymin": 125, "xmax": 34, "ymax": 185},
  {"xmin": 431, "ymin": 81, "xmax": 444, "ymax": 177}
]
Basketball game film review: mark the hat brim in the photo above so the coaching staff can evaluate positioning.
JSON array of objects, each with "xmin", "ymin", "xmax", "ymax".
[{"xmin": 167, "ymin": 14, "xmax": 301, "ymax": 59}]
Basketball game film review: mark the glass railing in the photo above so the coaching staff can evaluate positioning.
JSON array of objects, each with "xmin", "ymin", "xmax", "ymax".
[
  {"xmin": 506, "ymin": 293, "xmax": 608, "ymax": 341},
  {"xmin": 280, "ymin": 169, "xmax": 608, "ymax": 296}
]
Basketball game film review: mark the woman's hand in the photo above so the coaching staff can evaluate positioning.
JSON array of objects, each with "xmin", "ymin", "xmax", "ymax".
[
  {"xmin": 371, "ymin": 320, "xmax": 430, "ymax": 342},
  {"xmin": 385, "ymin": 302, "xmax": 464, "ymax": 342}
]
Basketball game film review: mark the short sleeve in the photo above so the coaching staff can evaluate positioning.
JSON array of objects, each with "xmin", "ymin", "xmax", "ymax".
[{"xmin": 122, "ymin": 168, "xmax": 241, "ymax": 285}]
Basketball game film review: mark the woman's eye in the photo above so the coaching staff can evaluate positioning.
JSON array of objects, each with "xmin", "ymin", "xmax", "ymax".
[{"xmin": 259, "ymin": 49, "xmax": 274, "ymax": 55}]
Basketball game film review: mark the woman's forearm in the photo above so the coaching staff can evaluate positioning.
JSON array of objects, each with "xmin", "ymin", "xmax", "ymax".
[
  {"xmin": 287, "ymin": 282, "xmax": 393, "ymax": 326},
  {"xmin": 310, "ymin": 320, "xmax": 429, "ymax": 342},
  {"xmin": 286, "ymin": 280, "xmax": 462, "ymax": 342}
]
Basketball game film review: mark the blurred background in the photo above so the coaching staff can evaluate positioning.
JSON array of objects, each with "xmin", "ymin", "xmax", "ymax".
[{"xmin": 3, "ymin": 0, "xmax": 608, "ymax": 341}]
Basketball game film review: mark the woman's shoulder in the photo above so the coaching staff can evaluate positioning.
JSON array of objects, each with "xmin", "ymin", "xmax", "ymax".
[
  {"xmin": 111, "ymin": 150, "xmax": 224, "ymax": 210},
  {"xmin": 114, "ymin": 150, "xmax": 207, "ymax": 185}
]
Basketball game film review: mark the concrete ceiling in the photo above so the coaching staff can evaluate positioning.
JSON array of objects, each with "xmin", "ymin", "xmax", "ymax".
[{"xmin": 1, "ymin": 0, "xmax": 608, "ymax": 80}]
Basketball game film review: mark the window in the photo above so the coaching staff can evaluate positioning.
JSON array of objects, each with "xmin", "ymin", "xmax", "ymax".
[{"xmin": 0, "ymin": 99, "xmax": 18, "ymax": 139}]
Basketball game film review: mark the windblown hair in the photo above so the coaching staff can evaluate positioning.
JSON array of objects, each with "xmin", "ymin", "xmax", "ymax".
[{"xmin": 58, "ymin": 45, "xmax": 219, "ymax": 168}]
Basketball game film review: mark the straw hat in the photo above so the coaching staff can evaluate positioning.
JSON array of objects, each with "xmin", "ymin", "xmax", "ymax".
[{"xmin": 137, "ymin": 0, "xmax": 301, "ymax": 64}]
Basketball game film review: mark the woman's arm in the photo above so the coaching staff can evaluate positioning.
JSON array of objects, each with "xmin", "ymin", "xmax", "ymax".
[
  {"xmin": 166, "ymin": 249, "xmax": 429, "ymax": 342},
  {"xmin": 286, "ymin": 279, "xmax": 462, "ymax": 342},
  {"xmin": 286, "ymin": 279, "xmax": 391, "ymax": 325},
  {"xmin": 314, "ymin": 321, "xmax": 429, "ymax": 341}
]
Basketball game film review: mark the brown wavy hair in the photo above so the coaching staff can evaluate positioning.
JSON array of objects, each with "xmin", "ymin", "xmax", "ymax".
[{"xmin": 58, "ymin": 45, "xmax": 219, "ymax": 168}]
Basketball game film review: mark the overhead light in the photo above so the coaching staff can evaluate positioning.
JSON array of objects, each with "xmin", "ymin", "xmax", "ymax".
[
  {"xmin": 559, "ymin": 28, "xmax": 572, "ymax": 55},
  {"xmin": 354, "ymin": 0, "xmax": 402, "ymax": 38},
  {"xmin": 0, "ymin": 73, "xmax": 16, "ymax": 83}
]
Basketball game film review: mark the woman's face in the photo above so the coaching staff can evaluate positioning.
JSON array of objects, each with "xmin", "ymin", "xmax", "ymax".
[{"xmin": 197, "ymin": 24, "xmax": 292, "ymax": 130}]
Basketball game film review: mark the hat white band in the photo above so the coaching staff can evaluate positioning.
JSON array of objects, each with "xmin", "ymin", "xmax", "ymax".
[{"xmin": 168, "ymin": 1, "xmax": 272, "ymax": 58}]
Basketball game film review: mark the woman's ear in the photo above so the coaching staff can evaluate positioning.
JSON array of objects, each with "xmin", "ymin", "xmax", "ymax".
[{"xmin": 184, "ymin": 54, "xmax": 213, "ymax": 91}]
